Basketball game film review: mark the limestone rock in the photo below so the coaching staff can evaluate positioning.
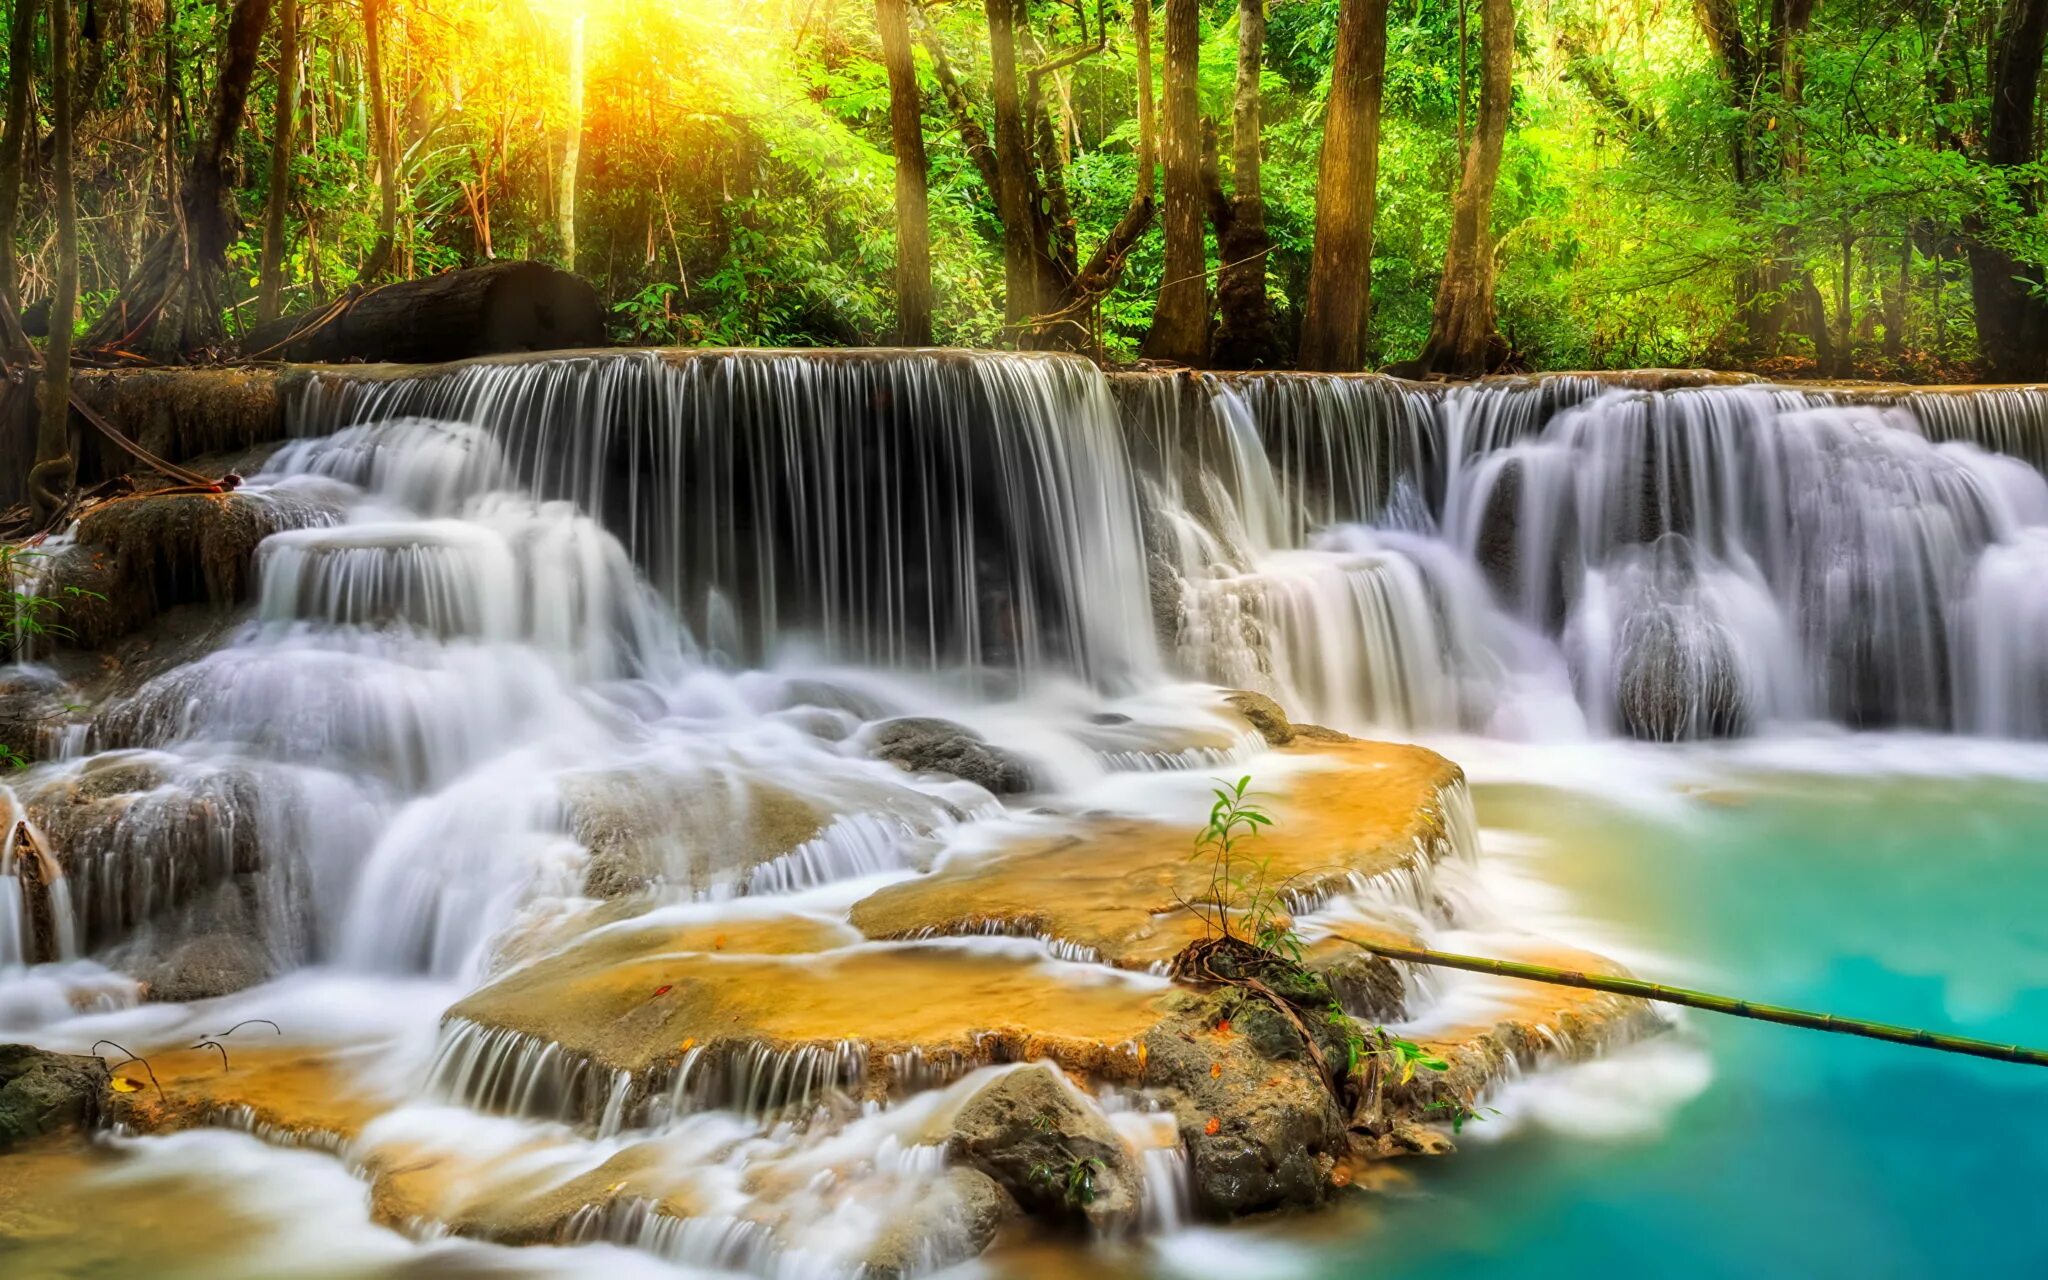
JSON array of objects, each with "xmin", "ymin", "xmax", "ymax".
[
  {"xmin": 0, "ymin": 1045, "xmax": 110, "ymax": 1150},
  {"xmin": 1223, "ymin": 690, "xmax": 1294, "ymax": 746},
  {"xmin": 862, "ymin": 1167, "xmax": 1017, "ymax": 1277},
  {"xmin": 1142, "ymin": 992, "xmax": 1348, "ymax": 1219},
  {"xmin": 869, "ymin": 717, "xmax": 1035, "ymax": 795},
  {"xmin": 136, "ymin": 928, "xmax": 274, "ymax": 1004},
  {"xmin": 943, "ymin": 1065, "xmax": 1139, "ymax": 1231}
]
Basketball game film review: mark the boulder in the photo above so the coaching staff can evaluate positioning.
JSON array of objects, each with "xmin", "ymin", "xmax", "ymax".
[
  {"xmin": 1142, "ymin": 990, "xmax": 1348, "ymax": 1219},
  {"xmin": 862, "ymin": 1167, "xmax": 1017, "ymax": 1277},
  {"xmin": 943, "ymin": 1065, "xmax": 1139, "ymax": 1232},
  {"xmin": 1613, "ymin": 604, "xmax": 1751, "ymax": 742},
  {"xmin": 1222, "ymin": 689, "xmax": 1294, "ymax": 746},
  {"xmin": 0, "ymin": 1045, "xmax": 110, "ymax": 1150},
  {"xmin": 135, "ymin": 928, "xmax": 273, "ymax": 1004},
  {"xmin": 868, "ymin": 717, "xmax": 1035, "ymax": 795}
]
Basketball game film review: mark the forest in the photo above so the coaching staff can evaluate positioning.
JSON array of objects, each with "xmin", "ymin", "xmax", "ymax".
[{"xmin": 3, "ymin": 0, "xmax": 2048, "ymax": 411}]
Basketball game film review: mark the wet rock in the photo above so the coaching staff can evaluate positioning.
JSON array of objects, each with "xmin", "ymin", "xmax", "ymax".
[
  {"xmin": 0, "ymin": 668, "xmax": 85, "ymax": 766},
  {"xmin": 566, "ymin": 771, "xmax": 829, "ymax": 899},
  {"xmin": 863, "ymin": 1167, "xmax": 1018, "ymax": 1277},
  {"xmin": 943, "ymin": 1065, "xmax": 1139, "ymax": 1231},
  {"xmin": 1222, "ymin": 690, "xmax": 1294, "ymax": 746},
  {"xmin": 136, "ymin": 928, "xmax": 273, "ymax": 1004},
  {"xmin": 868, "ymin": 717, "xmax": 1035, "ymax": 795},
  {"xmin": 1613, "ymin": 605, "xmax": 1751, "ymax": 742},
  {"xmin": 1142, "ymin": 991, "xmax": 1347, "ymax": 1219},
  {"xmin": 0, "ymin": 1045, "xmax": 110, "ymax": 1150},
  {"xmin": 42, "ymin": 488, "xmax": 335, "ymax": 650}
]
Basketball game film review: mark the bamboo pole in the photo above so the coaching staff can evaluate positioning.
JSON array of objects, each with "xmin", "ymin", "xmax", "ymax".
[{"xmin": 1336, "ymin": 936, "xmax": 2048, "ymax": 1068}]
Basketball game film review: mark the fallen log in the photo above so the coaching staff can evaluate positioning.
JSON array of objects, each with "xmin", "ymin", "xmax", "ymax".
[{"xmin": 240, "ymin": 260, "xmax": 606, "ymax": 364}]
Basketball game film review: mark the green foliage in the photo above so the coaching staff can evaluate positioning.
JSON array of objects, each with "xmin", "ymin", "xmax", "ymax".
[
  {"xmin": 1028, "ymin": 1154, "xmax": 1106, "ymax": 1208},
  {"xmin": 1191, "ymin": 774, "xmax": 1295, "ymax": 948},
  {"xmin": 0, "ymin": 0, "xmax": 2034, "ymax": 372}
]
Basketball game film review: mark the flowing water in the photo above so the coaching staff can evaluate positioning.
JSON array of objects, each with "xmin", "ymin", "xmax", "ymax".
[{"xmin": 4, "ymin": 352, "xmax": 2047, "ymax": 1277}]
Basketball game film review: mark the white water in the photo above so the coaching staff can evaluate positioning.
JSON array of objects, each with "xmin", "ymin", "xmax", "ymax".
[{"xmin": 5, "ymin": 352, "xmax": 2048, "ymax": 1275}]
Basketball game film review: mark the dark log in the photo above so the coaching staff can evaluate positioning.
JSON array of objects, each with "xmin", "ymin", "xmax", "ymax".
[{"xmin": 239, "ymin": 262, "xmax": 606, "ymax": 364}]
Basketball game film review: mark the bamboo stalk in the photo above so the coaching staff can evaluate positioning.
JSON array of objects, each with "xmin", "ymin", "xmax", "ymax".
[{"xmin": 1335, "ymin": 936, "xmax": 2048, "ymax": 1068}]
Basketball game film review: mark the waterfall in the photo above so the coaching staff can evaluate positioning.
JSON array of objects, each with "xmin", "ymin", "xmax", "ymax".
[
  {"xmin": 298, "ymin": 350, "xmax": 1159, "ymax": 690},
  {"xmin": 1129, "ymin": 372, "xmax": 2048, "ymax": 739}
]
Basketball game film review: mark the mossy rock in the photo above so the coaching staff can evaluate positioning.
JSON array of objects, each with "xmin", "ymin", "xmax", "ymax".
[{"xmin": 0, "ymin": 1046, "xmax": 110, "ymax": 1151}]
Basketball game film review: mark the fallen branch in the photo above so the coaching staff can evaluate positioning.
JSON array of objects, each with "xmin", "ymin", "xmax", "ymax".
[{"xmin": 1336, "ymin": 936, "xmax": 2048, "ymax": 1068}]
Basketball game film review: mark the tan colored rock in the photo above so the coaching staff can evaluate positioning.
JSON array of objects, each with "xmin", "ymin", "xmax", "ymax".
[{"xmin": 850, "ymin": 739, "xmax": 1467, "ymax": 970}]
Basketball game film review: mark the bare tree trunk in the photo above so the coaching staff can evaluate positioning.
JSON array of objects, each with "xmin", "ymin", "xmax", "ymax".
[
  {"xmin": 1142, "ymin": 0, "xmax": 1205, "ymax": 364},
  {"xmin": 1134, "ymin": 0, "xmax": 1155, "ymax": 199},
  {"xmin": 360, "ymin": 0, "xmax": 398, "ymax": 281},
  {"xmin": 558, "ymin": 9, "xmax": 585, "ymax": 271},
  {"xmin": 0, "ymin": 0, "xmax": 39, "ymax": 361},
  {"xmin": 986, "ymin": 0, "xmax": 1045, "ymax": 331},
  {"xmin": 257, "ymin": 0, "xmax": 300, "ymax": 322},
  {"xmin": 32, "ymin": 0, "xmax": 76, "ymax": 525},
  {"xmin": 1969, "ymin": 0, "xmax": 2048, "ymax": 381},
  {"xmin": 1413, "ymin": 0, "xmax": 1511, "ymax": 376},
  {"xmin": 1297, "ymin": 0, "xmax": 1388, "ymax": 371},
  {"xmin": 877, "ymin": 0, "xmax": 933, "ymax": 345},
  {"xmin": 1210, "ymin": 0, "xmax": 1278, "ymax": 368}
]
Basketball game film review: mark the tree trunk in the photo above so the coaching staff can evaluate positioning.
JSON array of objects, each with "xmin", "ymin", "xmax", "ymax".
[
  {"xmin": 877, "ymin": 0, "xmax": 933, "ymax": 345},
  {"xmin": 80, "ymin": 0, "xmax": 275, "ymax": 358},
  {"xmin": 257, "ymin": 0, "xmax": 301, "ymax": 323},
  {"xmin": 1210, "ymin": 0, "xmax": 1278, "ymax": 369},
  {"xmin": 1969, "ymin": 0, "xmax": 2048, "ymax": 381},
  {"xmin": 0, "ymin": 0, "xmax": 38, "ymax": 362},
  {"xmin": 986, "ymin": 0, "xmax": 1047, "ymax": 332},
  {"xmin": 1142, "ymin": 0, "xmax": 1205, "ymax": 364},
  {"xmin": 240, "ymin": 261, "xmax": 605, "ymax": 363},
  {"xmin": 360, "ymin": 0, "xmax": 398, "ymax": 281},
  {"xmin": 1134, "ymin": 0, "xmax": 1156, "ymax": 199},
  {"xmin": 558, "ymin": 10, "xmax": 585, "ymax": 271},
  {"xmin": 32, "ymin": 0, "xmax": 77, "ymax": 526},
  {"xmin": 1413, "ymin": 0, "xmax": 1511, "ymax": 376},
  {"xmin": 1297, "ymin": 0, "xmax": 1388, "ymax": 372}
]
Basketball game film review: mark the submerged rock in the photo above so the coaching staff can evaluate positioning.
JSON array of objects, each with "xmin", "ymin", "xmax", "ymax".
[
  {"xmin": 944, "ymin": 1065, "xmax": 1139, "ymax": 1232},
  {"xmin": 0, "ymin": 1046, "xmax": 110, "ymax": 1150},
  {"xmin": 868, "ymin": 717, "xmax": 1036, "ymax": 794}
]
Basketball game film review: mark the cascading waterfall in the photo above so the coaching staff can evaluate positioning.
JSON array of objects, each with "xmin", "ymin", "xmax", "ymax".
[{"xmin": 9, "ymin": 347, "xmax": 2048, "ymax": 1277}]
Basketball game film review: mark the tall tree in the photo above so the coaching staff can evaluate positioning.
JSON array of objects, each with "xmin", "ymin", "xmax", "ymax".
[
  {"xmin": 81, "ymin": 0, "xmax": 275, "ymax": 357},
  {"xmin": 1412, "ymin": 0, "xmax": 1512, "ymax": 375},
  {"xmin": 257, "ymin": 0, "xmax": 302, "ymax": 323},
  {"xmin": 0, "ymin": 0, "xmax": 39, "ymax": 362},
  {"xmin": 1143, "ymin": 0, "xmax": 1205, "ymax": 364},
  {"xmin": 1210, "ymin": 0, "xmax": 1279, "ymax": 368},
  {"xmin": 1968, "ymin": 0, "xmax": 2048, "ymax": 381},
  {"xmin": 878, "ymin": 0, "xmax": 933, "ymax": 345},
  {"xmin": 1693, "ymin": 0, "xmax": 1830, "ymax": 362},
  {"xmin": 984, "ymin": 0, "xmax": 1044, "ymax": 329},
  {"xmin": 32, "ymin": 0, "xmax": 76, "ymax": 526},
  {"xmin": 360, "ymin": 0, "xmax": 399, "ymax": 281},
  {"xmin": 1297, "ymin": 0, "xmax": 1389, "ymax": 371},
  {"xmin": 926, "ymin": 0, "xmax": 1151, "ymax": 349},
  {"xmin": 559, "ymin": 8, "xmax": 586, "ymax": 270}
]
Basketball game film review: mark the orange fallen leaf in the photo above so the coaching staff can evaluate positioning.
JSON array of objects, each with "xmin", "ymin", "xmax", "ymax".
[
  {"xmin": 110, "ymin": 1076, "xmax": 142, "ymax": 1094},
  {"xmin": 713, "ymin": 935, "xmax": 727, "ymax": 950},
  {"xmin": 1136, "ymin": 1043, "xmax": 1148, "ymax": 1069},
  {"xmin": 1204, "ymin": 1117, "xmax": 1221, "ymax": 1136},
  {"xmin": 679, "ymin": 1037, "xmax": 697, "ymax": 1053},
  {"xmin": 652, "ymin": 985, "xmax": 672, "ymax": 997},
  {"xmin": 1210, "ymin": 1062, "xmax": 1222, "ymax": 1078},
  {"xmin": 1216, "ymin": 1019, "xmax": 1232, "ymax": 1036}
]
